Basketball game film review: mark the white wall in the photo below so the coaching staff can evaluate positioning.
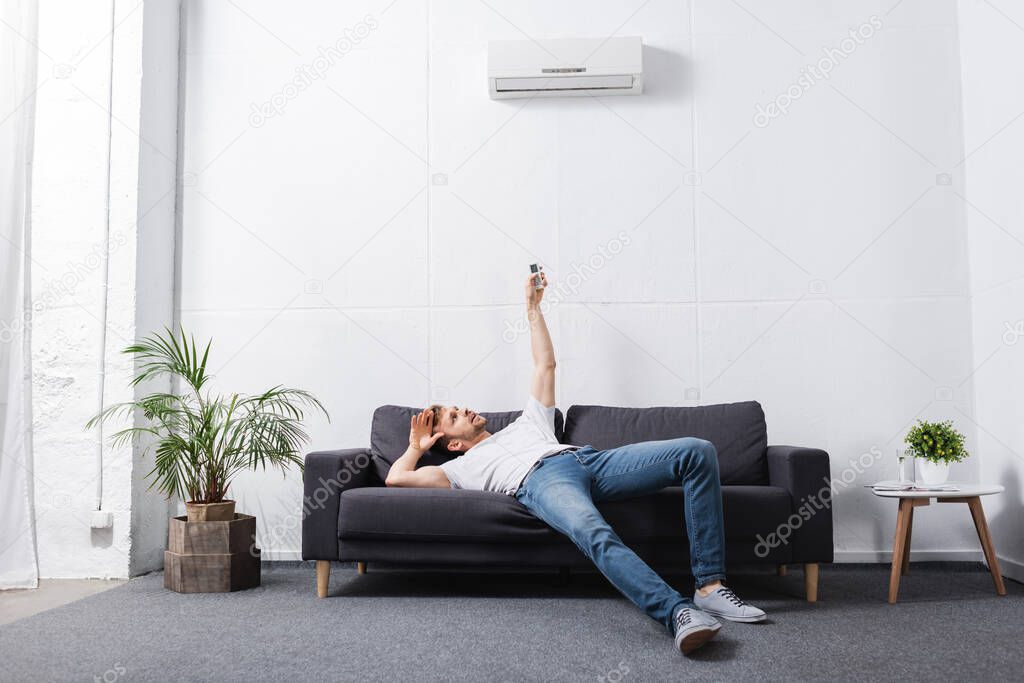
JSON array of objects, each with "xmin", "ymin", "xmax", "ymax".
[
  {"xmin": 30, "ymin": 0, "xmax": 177, "ymax": 578},
  {"xmin": 130, "ymin": 0, "xmax": 180, "ymax": 576},
  {"xmin": 31, "ymin": 0, "xmax": 133, "ymax": 579},
  {"xmin": 958, "ymin": 0, "xmax": 1024, "ymax": 581},
  {"xmin": 180, "ymin": 0, "xmax": 982, "ymax": 560}
]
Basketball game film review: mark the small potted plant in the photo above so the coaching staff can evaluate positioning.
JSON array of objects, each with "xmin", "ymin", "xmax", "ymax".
[
  {"xmin": 88, "ymin": 328, "xmax": 328, "ymax": 591},
  {"xmin": 904, "ymin": 419, "xmax": 968, "ymax": 486}
]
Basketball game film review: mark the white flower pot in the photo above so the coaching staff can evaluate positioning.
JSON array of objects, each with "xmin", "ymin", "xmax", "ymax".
[{"xmin": 917, "ymin": 460, "xmax": 950, "ymax": 486}]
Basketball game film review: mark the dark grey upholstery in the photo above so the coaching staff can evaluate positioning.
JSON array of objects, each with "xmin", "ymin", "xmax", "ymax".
[
  {"xmin": 564, "ymin": 402, "xmax": 769, "ymax": 485},
  {"xmin": 302, "ymin": 448, "xmax": 381, "ymax": 562},
  {"xmin": 301, "ymin": 401, "xmax": 833, "ymax": 577},
  {"xmin": 338, "ymin": 485, "xmax": 792, "ymax": 543},
  {"xmin": 767, "ymin": 445, "xmax": 834, "ymax": 562},
  {"xmin": 336, "ymin": 539, "xmax": 791, "ymax": 567}
]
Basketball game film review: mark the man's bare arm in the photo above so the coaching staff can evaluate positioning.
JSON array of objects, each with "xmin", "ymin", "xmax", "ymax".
[
  {"xmin": 526, "ymin": 271, "xmax": 556, "ymax": 408},
  {"xmin": 385, "ymin": 461, "xmax": 450, "ymax": 488},
  {"xmin": 385, "ymin": 409, "xmax": 452, "ymax": 488}
]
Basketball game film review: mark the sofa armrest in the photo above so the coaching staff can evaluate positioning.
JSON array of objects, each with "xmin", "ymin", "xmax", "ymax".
[
  {"xmin": 301, "ymin": 448, "xmax": 380, "ymax": 561},
  {"xmin": 766, "ymin": 445, "xmax": 834, "ymax": 563}
]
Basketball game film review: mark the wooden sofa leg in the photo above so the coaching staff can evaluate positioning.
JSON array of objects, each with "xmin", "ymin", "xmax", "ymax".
[
  {"xmin": 777, "ymin": 564, "xmax": 787, "ymax": 577},
  {"xmin": 357, "ymin": 561, "xmax": 366, "ymax": 575},
  {"xmin": 804, "ymin": 563, "xmax": 819, "ymax": 602},
  {"xmin": 316, "ymin": 561, "xmax": 331, "ymax": 598}
]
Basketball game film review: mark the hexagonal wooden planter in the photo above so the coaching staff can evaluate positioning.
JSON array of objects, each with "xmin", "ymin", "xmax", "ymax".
[{"xmin": 164, "ymin": 513, "xmax": 260, "ymax": 593}]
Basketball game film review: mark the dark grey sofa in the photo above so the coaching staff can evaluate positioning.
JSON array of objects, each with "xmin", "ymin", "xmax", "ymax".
[{"xmin": 302, "ymin": 400, "xmax": 833, "ymax": 601}]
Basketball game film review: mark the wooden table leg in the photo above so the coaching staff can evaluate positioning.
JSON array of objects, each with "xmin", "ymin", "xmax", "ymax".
[
  {"xmin": 888, "ymin": 498, "xmax": 913, "ymax": 603},
  {"xmin": 803, "ymin": 563, "xmax": 819, "ymax": 602},
  {"xmin": 966, "ymin": 496, "xmax": 1007, "ymax": 596},
  {"xmin": 901, "ymin": 507, "xmax": 914, "ymax": 575},
  {"xmin": 316, "ymin": 560, "xmax": 331, "ymax": 598}
]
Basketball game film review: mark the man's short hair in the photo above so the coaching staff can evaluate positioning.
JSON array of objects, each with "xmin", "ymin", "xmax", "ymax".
[{"xmin": 428, "ymin": 404, "xmax": 458, "ymax": 453}]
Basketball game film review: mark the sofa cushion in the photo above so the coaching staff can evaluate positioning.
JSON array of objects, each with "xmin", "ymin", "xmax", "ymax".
[
  {"xmin": 338, "ymin": 485, "xmax": 791, "ymax": 543},
  {"xmin": 563, "ymin": 402, "xmax": 769, "ymax": 485},
  {"xmin": 369, "ymin": 404, "xmax": 565, "ymax": 482}
]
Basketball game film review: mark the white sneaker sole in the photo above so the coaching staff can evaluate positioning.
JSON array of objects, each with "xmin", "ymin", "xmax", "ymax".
[
  {"xmin": 698, "ymin": 608, "xmax": 767, "ymax": 623},
  {"xmin": 674, "ymin": 622, "xmax": 721, "ymax": 655}
]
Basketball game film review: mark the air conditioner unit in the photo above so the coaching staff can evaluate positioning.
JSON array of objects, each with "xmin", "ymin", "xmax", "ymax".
[{"xmin": 487, "ymin": 36, "xmax": 643, "ymax": 100}]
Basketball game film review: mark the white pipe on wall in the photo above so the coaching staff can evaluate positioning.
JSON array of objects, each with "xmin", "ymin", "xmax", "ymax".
[{"xmin": 93, "ymin": 0, "xmax": 117, "ymax": 514}]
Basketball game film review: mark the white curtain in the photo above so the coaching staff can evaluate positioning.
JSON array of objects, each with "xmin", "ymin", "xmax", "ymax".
[{"xmin": 0, "ymin": 0, "xmax": 39, "ymax": 590}]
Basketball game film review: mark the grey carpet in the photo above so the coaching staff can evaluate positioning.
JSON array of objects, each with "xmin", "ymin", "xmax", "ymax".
[{"xmin": 0, "ymin": 561, "xmax": 1021, "ymax": 682}]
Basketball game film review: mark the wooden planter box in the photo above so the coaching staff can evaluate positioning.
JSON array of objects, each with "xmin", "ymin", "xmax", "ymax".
[{"xmin": 164, "ymin": 514, "xmax": 261, "ymax": 593}]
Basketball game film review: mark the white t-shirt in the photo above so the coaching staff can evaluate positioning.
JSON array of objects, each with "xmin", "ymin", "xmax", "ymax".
[{"xmin": 440, "ymin": 396, "xmax": 574, "ymax": 496}]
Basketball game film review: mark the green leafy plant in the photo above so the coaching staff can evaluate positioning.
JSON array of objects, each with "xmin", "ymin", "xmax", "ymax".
[
  {"xmin": 904, "ymin": 419, "xmax": 968, "ymax": 464},
  {"xmin": 87, "ymin": 328, "xmax": 328, "ymax": 504}
]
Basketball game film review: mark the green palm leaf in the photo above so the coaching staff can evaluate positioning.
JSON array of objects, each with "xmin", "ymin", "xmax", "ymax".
[{"xmin": 87, "ymin": 328, "xmax": 328, "ymax": 504}]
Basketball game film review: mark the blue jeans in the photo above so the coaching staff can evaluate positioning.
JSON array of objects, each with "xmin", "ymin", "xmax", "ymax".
[{"xmin": 514, "ymin": 438, "xmax": 726, "ymax": 632}]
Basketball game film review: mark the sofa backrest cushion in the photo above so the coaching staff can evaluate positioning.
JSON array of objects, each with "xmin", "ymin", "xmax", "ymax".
[
  {"xmin": 563, "ymin": 402, "xmax": 769, "ymax": 485},
  {"xmin": 369, "ymin": 404, "xmax": 565, "ymax": 482}
]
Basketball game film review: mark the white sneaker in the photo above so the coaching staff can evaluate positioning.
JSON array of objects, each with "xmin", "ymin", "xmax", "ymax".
[
  {"xmin": 693, "ymin": 585, "xmax": 767, "ymax": 623},
  {"xmin": 672, "ymin": 606, "xmax": 721, "ymax": 655}
]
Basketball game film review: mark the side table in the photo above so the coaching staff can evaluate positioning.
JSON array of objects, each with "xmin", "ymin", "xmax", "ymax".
[{"xmin": 871, "ymin": 483, "xmax": 1006, "ymax": 603}]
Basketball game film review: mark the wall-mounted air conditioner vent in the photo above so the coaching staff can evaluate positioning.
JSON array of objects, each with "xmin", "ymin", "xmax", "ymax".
[{"xmin": 488, "ymin": 36, "xmax": 643, "ymax": 100}]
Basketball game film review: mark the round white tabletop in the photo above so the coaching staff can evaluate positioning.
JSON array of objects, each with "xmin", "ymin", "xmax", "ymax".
[{"xmin": 871, "ymin": 482, "xmax": 1004, "ymax": 499}]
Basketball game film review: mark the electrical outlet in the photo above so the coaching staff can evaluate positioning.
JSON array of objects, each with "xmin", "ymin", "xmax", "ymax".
[{"xmin": 90, "ymin": 510, "xmax": 113, "ymax": 529}]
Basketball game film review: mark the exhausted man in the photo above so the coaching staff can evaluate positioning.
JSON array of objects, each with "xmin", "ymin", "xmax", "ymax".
[{"xmin": 384, "ymin": 269, "xmax": 766, "ymax": 655}]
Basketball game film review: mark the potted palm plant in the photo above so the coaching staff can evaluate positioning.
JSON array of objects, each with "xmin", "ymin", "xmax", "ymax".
[
  {"xmin": 88, "ymin": 328, "xmax": 327, "ymax": 592},
  {"xmin": 904, "ymin": 419, "xmax": 968, "ymax": 486},
  {"xmin": 89, "ymin": 328, "xmax": 326, "ymax": 521}
]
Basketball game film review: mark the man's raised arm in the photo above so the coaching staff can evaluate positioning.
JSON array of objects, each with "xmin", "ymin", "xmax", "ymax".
[{"xmin": 526, "ymin": 270, "xmax": 556, "ymax": 408}]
